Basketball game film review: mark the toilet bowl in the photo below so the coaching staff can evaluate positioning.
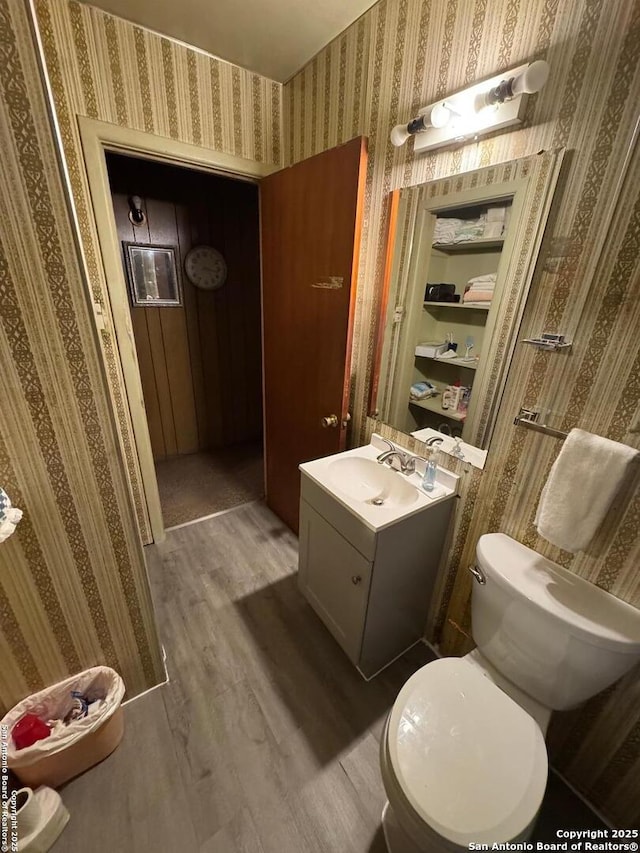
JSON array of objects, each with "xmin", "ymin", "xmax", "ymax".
[
  {"xmin": 380, "ymin": 657, "xmax": 547, "ymax": 852},
  {"xmin": 380, "ymin": 533, "xmax": 640, "ymax": 852}
]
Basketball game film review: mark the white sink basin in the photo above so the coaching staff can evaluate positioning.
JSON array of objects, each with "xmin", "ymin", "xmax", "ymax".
[
  {"xmin": 326, "ymin": 457, "xmax": 419, "ymax": 507},
  {"xmin": 299, "ymin": 435, "xmax": 460, "ymax": 531}
]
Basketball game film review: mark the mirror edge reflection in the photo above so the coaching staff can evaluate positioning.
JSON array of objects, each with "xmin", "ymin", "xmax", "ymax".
[{"xmin": 366, "ymin": 415, "xmax": 486, "ymax": 470}]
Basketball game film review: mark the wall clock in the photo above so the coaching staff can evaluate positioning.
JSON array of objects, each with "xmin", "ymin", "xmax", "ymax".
[{"xmin": 184, "ymin": 245, "xmax": 227, "ymax": 291}]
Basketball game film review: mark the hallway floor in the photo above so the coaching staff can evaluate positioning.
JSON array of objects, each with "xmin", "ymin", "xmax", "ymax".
[
  {"xmin": 155, "ymin": 441, "xmax": 264, "ymax": 528},
  {"xmin": 52, "ymin": 503, "xmax": 606, "ymax": 852}
]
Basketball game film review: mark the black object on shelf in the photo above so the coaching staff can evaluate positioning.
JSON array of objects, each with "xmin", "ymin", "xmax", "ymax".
[{"xmin": 424, "ymin": 283, "xmax": 458, "ymax": 302}]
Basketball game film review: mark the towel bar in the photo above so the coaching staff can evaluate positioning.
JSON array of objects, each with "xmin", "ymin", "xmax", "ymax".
[{"xmin": 513, "ymin": 408, "xmax": 568, "ymax": 439}]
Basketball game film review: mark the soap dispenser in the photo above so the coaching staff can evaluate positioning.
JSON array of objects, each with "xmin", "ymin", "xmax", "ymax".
[{"xmin": 422, "ymin": 450, "xmax": 437, "ymax": 492}]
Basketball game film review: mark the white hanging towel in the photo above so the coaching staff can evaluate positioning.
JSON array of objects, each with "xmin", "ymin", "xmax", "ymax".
[
  {"xmin": 534, "ymin": 429, "xmax": 638, "ymax": 553},
  {"xmin": 0, "ymin": 487, "xmax": 23, "ymax": 544}
]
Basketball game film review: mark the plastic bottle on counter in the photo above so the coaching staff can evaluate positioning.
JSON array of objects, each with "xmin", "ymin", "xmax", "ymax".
[{"xmin": 422, "ymin": 450, "xmax": 437, "ymax": 492}]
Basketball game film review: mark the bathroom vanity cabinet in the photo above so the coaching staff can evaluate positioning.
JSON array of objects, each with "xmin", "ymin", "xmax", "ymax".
[{"xmin": 298, "ymin": 471, "xmax": 455, "ymax": 679}]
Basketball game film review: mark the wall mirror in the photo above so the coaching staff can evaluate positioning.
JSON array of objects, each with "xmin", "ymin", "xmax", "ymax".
[
  {"xmin": 123, "ymin": 242, "xmax": 182, "ymax": 307},
  {"xmin": 369, "ymin": 149, "xmax": 564, "ymax": 469}
]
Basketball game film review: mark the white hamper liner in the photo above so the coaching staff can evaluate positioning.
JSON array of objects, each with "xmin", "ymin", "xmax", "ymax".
[{"xmin": 1, "ymin": 666, "xmax": 125, "ymax": 788}]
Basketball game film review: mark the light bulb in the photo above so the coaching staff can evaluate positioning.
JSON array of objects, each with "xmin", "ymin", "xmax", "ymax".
[
  {"xmin": 474, "ymin": 92, "xmax": 495, "ymax": 113},
  {"xmin": 390, "ymin": 124, "xmax": 411, "ymax": 147},
  {"xmin": 128, "ymin": 195, "xmax": 145, "ymax": 225},
  {"xmin": 511, "ymin": 60, "xmax": 549, "ymax": 96},
  {"xmin": 390, "ymin": 103, "xmax": 451, "ymax": 147},
  {"xmin": 428, "ymin": 103, "xmax": 451, "ymax": 128},
  {"xmin": 475, "ymin": 60, "xmax": 550, "ymax": 112}
]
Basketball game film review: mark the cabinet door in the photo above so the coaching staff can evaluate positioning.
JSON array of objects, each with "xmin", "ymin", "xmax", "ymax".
[{"xmin": 298, "ymin": 501, "xmax": 372, "ymax": 663}]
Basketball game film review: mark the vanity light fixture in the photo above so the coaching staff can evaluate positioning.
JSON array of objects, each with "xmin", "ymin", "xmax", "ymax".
[{"xmin": 390, "ymin": 60, "xmax": 549, "ymax": 153}]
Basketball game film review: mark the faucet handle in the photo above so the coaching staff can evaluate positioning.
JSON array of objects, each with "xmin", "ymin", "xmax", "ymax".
[
  {"xmin": 451, "ymin": 438, "xmax": 465, "ymax": 460},
  {"xmin": 403, "ymin": 456, "xmax": 418, "ymax": 474},
  {"xmin": 404, "ymin": 452, "xmax": 432, "ymax": 474}
]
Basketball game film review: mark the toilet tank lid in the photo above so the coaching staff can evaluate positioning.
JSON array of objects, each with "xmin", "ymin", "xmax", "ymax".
[
  {"xmin": 476, "ymin": 534, "xmax": 640, "ymax": 652},
  {"xmin": 388, "ymin": 658, "xmax": 547, "ymax": 845}
]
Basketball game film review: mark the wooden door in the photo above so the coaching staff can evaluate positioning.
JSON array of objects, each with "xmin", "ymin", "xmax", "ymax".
[{"xmin": 261, "ymin": 137, "xmax": 367, "ymax": 532}]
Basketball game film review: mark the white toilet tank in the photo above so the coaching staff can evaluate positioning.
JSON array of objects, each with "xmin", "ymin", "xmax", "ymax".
[{"xmin": 472, "ymin": 533, "xmax": 640, "ymax": 710}]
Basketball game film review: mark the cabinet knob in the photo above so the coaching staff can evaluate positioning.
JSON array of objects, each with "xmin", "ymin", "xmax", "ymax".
[{"xmin": 351, "ymin": 575, "xmax": 362, "ymax": 585}]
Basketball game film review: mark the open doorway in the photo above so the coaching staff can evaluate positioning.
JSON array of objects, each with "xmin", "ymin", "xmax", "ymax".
[{"xmin": 105, "ymin": 152, "xmax": 264, "ymax": 528}]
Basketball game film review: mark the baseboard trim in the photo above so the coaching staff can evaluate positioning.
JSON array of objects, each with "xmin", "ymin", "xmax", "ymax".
[{"xmin": 122, "ymin": 644, "xmax": 170, "ymax": 706}]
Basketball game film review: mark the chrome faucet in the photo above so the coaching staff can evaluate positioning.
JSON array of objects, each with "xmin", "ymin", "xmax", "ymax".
[
  {"xmin": 424, "ymin": 435, "xmax": 444, "ymax": 447},
  {"xmin": 377, "ymin": 449, "xmax": 417, "ymax": 473},
  {"xmin": 376, "ymin": 439, "xmax": 417, "ymax": 474}
]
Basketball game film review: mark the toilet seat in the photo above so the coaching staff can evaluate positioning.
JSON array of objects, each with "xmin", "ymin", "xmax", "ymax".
[{"xmin": 386, "ymin": 657, "xmax": 547, "ymax": 847}]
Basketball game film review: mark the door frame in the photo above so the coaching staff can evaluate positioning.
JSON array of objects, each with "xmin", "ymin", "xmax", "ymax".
[{"xmin": 79, "ymin": 117, "xmax": 278, "ymax": 543}]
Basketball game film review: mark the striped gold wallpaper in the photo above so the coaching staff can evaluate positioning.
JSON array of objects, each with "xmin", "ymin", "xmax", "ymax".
[
  {"xmin": 286, "ymin": 0, "xmax": 640, "ymax": 829},
  {"xmin": 0, "ymin": 0, "xmax": 281, "ymax": 715},
  {"xmin": 3, "ymin": 0, "xmax": 639, "ymax": 830},
  {"xmin": 0, "ymin": 0, "xmax": 164, "ymax": 710},
  {"xmin": 33, "ymin": 0, "xmax": 282, "ymax": 542}
]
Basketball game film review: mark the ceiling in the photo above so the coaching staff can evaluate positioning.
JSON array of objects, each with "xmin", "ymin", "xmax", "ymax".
[{"xmin": 82, "ymin": 0, "xmax": 377, "ymax": 82}]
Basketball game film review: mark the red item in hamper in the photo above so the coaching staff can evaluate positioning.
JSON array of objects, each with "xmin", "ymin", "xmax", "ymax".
[{"xmin": 12, "ymin": 714, "xmax": 51, "ymax": 750}]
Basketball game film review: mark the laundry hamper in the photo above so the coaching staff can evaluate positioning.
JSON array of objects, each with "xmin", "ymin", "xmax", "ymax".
[{"xmin": 1, "ymin": 666, "xmax": 125, "ymax": 789}]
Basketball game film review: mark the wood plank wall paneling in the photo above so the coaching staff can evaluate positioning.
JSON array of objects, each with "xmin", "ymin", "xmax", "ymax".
[
  {"xmin": 108, "ymin": 153, "xmax": 263, "ymax": 460},
  {"xmin": 284, "ymin": 0, "xmax": 640, "ymax": 829}
]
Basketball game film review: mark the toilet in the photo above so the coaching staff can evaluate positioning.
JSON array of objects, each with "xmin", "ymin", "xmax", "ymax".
[{"xmin": 380, "ymin": 533, "xmax": 640, "ymax": 852}]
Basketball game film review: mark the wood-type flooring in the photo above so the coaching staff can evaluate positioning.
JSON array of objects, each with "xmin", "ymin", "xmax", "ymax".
[{"xmin": 53, "ymin": 502, "xmax": 606, "ymax": 852}]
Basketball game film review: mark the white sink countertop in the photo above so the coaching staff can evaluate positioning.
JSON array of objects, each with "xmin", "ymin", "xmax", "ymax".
[{"xmin": 299, "ymin": 434, "xmax": 459, "ymax": 531}]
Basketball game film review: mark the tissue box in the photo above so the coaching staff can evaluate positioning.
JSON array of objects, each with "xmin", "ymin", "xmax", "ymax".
[{"xmin": 415, "ymin": 341, "xmax": 448, "ymax": 358}]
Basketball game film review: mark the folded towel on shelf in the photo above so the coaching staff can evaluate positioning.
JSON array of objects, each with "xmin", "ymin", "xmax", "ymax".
[
  {"xmin": 467, "ymin": 273, "xmax": 497, "ymax": 284},
  {"xmin": 534, "ymin": 429, "xmax": 639, "ymax": 553},
  {"xmin": 467, "ymin": 283, "xmax": 495, "ymax": 293},
  {"xmin": 433, "ymin": 218, "xmax": 462, "ymax": 244},
  {"xmin": 463, "ymin": 290, "xmax": 493, "ymax": 303},
  {"xmin": 453, "ymin": 217, "xmax": 486, "ymax": 243},
  {"xmin": 486, "ymin": 207, "xmax": 507, "ymax": 222},
  {"xmin": 409, "ymin": 382, "xmax": 436, "ymax": 401},
  {"xmin": 466, "ymin": 274, "xmax": 496, "ymax": 301},
  {"xmin": 483, "ymin": 222, "xmax": 504, "ymax": 239}
]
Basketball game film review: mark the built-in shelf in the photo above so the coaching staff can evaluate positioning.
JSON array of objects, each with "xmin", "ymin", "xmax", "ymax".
[
  {"xmin": 432, "ymin": 238, "xmax": 504, "ymax": 254},
  {"xmin": 415, "ymin": 354, "xmax": 478, "ymax": 370},
  {"xmin": 409, "ymin": 395, "xmax": 466, "ymax": 422},
  {"xmin": 423, "ymin": 301, "xmax": 491, "ymax": 311}
]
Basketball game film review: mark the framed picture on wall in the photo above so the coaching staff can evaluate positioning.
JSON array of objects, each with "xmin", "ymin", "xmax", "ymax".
[{"xmin": 123, "ymin": 242, "xmax": 182, "ymax": 307}]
